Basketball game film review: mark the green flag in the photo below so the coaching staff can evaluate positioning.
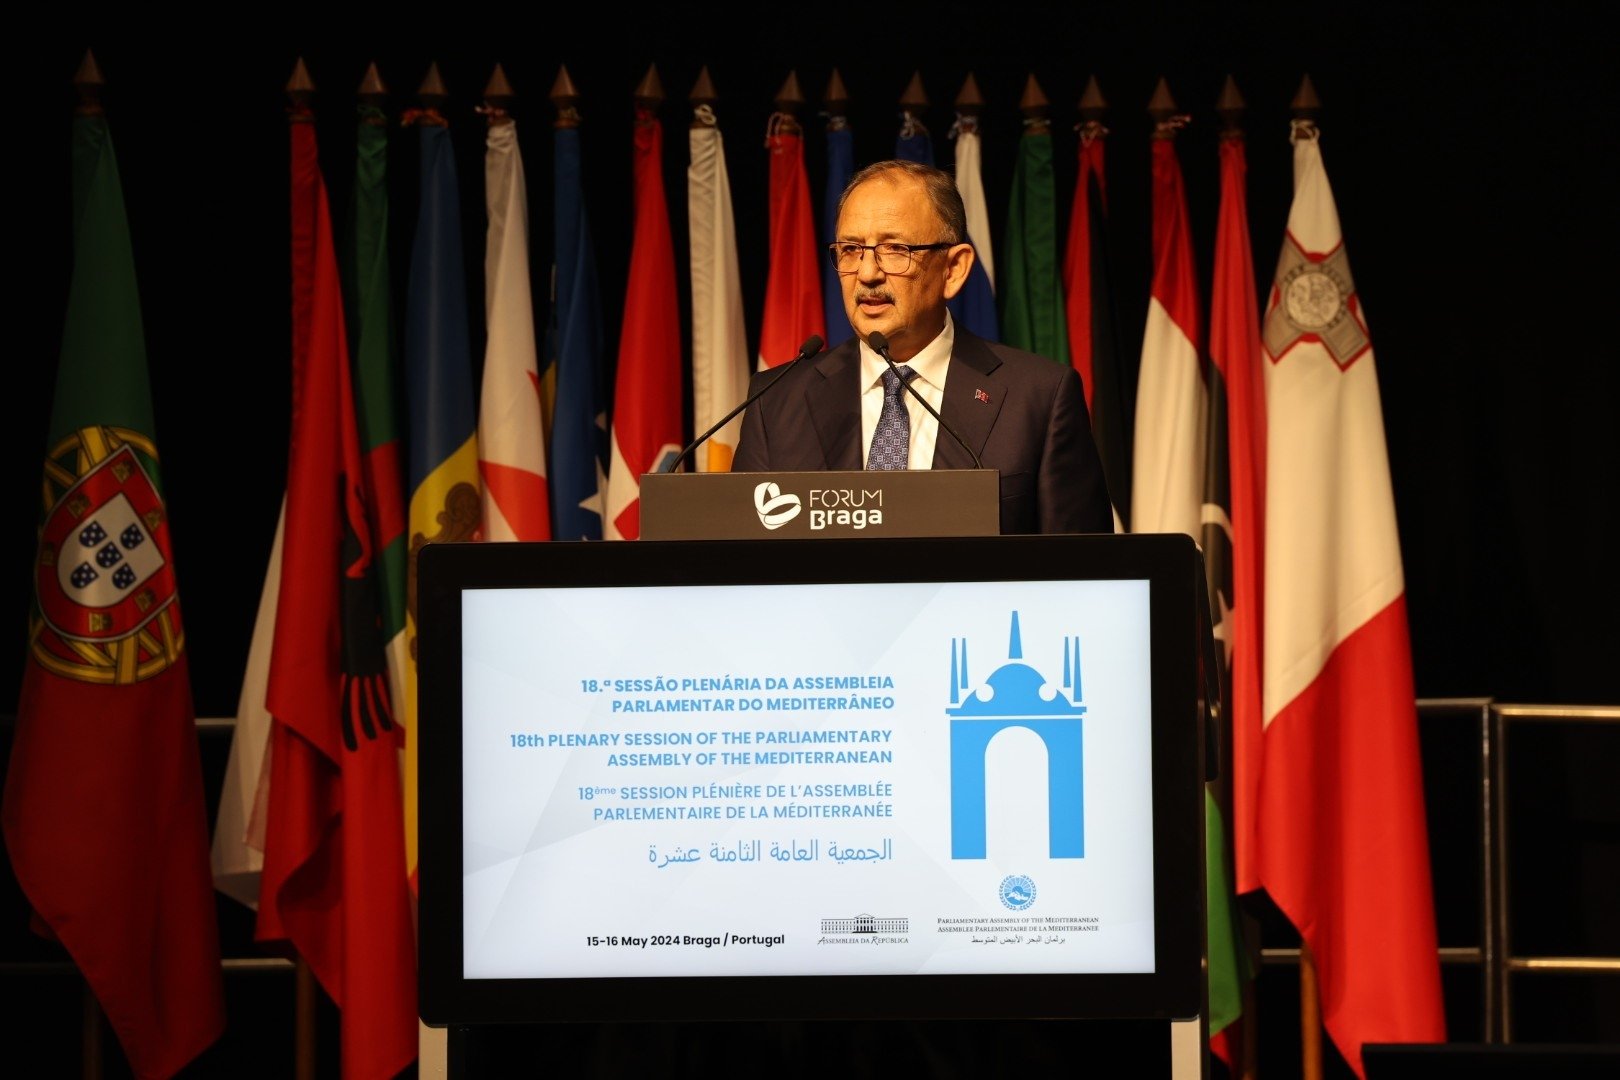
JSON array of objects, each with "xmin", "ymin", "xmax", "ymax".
[{"xmin": 1001, "ymin": 89, "xmax": 1069, "ymax": 364}]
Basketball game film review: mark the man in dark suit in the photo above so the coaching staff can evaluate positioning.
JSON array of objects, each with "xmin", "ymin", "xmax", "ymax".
[{"xmin": 734, "ymin": 159, "xmax": 1112, "ymax": 535}]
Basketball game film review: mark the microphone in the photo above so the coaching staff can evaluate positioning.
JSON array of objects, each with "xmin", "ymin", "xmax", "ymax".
[
  {"xmin": 866, "ymin": 331, "xmax": 984, "ymax": 470},
  {"xmin": 662, "ymin": 335, "xmax": 825, "ymax": 473}
]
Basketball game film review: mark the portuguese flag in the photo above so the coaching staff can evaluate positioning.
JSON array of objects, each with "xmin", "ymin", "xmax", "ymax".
[{"xmin": 2, "ymin": 97, "xmax": 224, "ymax": 1078}]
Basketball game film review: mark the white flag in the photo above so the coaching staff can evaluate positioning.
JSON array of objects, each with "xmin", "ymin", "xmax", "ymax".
[
  {"xmin": 688, "ymin": 110, "xmax": 750, "ymax": 471},
  {"xmin": 478, "ymin": 118, "xmax": 550, "ymax": 538}
]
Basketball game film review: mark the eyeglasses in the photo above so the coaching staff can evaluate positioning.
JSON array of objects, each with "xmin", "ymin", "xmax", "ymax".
[{"xmin": 828, "ymin": 241, "xmax": 954, "ymax": 275}]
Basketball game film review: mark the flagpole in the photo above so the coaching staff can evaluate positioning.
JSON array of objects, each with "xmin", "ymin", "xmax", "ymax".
[
  {"xmin": 81, "ymin": 979, "xmax": 104, "ymax": 1080},
  {"xmin": 1214, "ymin": 73, "xmax": 1261, "ymax": 1080},
  {"xmin": 283, "ymin": 61, "xmax": 324, "ymax": 1080},
  {"xmin": 1289, "ymin": 75, "xmax": 1327, "ymax": 1080},
  {"xmin": 295, "ymin": 957, "xmax": 317, "ymax": 1080},
  {"xmin": 1301, "ymin": 943, "xmax": 1323, "ymax": 1080},
  {"xmin": 75, "ymin": 48, "xmax": 108, "ymax": 1080}
]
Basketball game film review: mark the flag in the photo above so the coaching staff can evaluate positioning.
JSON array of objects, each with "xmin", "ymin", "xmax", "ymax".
[
  {"xmin": 1255, "ymin": 119, "xmax": 1444, "ymax": 1077},
  {"xmin": 821, "ymin": 85, "xmax": 855, "ymax": 349},
  {"xmin": 3, "ymin": 88, "xmax": 224, "ymax": 1080},
  {"xmin": 1000, "ymin": 79, "xmax": 1068, "ymax": 363},
  {"xmin": 403, "ymin": 110, "xmax": 483, "ymax": 881},
  {"xmin": 688, "ymin": 87, "xmax": 751, "ymax": 471},
  {"xmin": 894, "ymin": 93, "xmax": 934, "ymax": 165},
  {"xmin": 549, "ymin": 91, "xmax": 608, "ymax": 536},
  {"xmin": 254, "ymin": 94, "xmax": 416, "ymax": 1080},
  {"xmin": 1200, "ymin": 119, "xmax": 1264, "ymax": 1050},
  {"xmin": 479, "ymin": 99, "xmax": 551, "ymax": 542},
  {"xmin": 211, "ymin": 499, "xmax": 282, "ymax": 908},
  {"xmin": 1061, "ymin": 112, "xmax": 1131, "ymax": 528},
  {"xmin": 1130, "ymin": 114, "xmax": 1206, "ymax": 538},
  {"xmin": 947, "ymin": 77, "xmax": 999, "ymax": 341},
  {"xmin": 759, "ymin": 99, "xmax": 825, "ymax": 367},
  {"xmin": 347, "ymin": 91, "xmax": 411, "ymax": 763},
  {"xmin": 604, "ymin": 97, "xmax": 682, "ymax": 538}
]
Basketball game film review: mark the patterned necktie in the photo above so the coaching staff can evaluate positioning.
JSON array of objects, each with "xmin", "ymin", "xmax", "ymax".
[{"xmin": 867, "ymin": 364, "xmax": 917, "ymax": 471}]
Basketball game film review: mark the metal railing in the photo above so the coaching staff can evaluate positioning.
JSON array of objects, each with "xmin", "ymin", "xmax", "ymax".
[{"xmin": 5, "ymin": 700, "xmax": 1616, "ymax": 1074}]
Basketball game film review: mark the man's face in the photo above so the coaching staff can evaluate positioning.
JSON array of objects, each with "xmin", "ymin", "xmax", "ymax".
[{"xmin": 836, "ymin": 174, "xmax": 960, "ymax": 360}]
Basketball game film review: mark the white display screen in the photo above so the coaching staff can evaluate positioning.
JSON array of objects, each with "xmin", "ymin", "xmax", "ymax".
[{"xmin": 460, "ymin": 579, "xmax": 1154, "ymax": 980}]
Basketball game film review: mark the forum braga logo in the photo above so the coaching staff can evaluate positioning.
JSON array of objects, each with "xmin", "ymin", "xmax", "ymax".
[
  {"xmin": 752, "ymin": 481, "xmax": 802, "ymax": 529},
  {"xmin": 751, "ymin": 480, "xmax": 887, "ymax": 531},
  {"xmin": 946, "ymin": 611, "xmax": 1089, "ymax": 861}
]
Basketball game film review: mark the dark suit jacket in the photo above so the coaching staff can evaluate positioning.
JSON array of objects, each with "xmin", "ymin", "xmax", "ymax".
[{"xmin": 732, "ymin": 328, "xmax": 1113, "ymax": 535}]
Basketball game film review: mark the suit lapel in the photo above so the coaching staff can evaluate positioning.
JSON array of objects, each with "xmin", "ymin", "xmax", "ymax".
[
  {"xmin": 805, "ymin": 343, "xmax": 863, "ymax": 470},
  {"xmin": 933, "ymin": 330, "xmax": 1004, "ymax": 469}
]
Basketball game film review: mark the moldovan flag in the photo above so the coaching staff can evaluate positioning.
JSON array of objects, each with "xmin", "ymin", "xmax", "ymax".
[
  {"xmin": 404, "ymin": 109, "xmax": 483, "ymax": 879},
  {"xmin": 759, "ymin": 88, "xmax": 824, "ymax": 368},
  {"xmin": 688, "ymin": 77, "xmax": 751, "ymax": 471},
  {"xmin": 605, "ymin": 91, "xmax": 682, "ymax": 538},
  {"xmin": 1130, "ymin": 116, "xmax": 1206, "ymax": 538},
  {"xmin": 1256, "ymin": 121, "xmax": 1443, "ymax": 1076},
  {"xmin": 1062, "ymin": 109, "xmax": 1131, "ymax": 528},
  {"xmin": 255, "ymin": 96, "xmax": 416, "ymax": 1080},
  {"xmin": 4, "ymin": 88, "xmax": 224, "ymax": 1080},
  {"xmin": 479, "ymin": 90, "xmax": 551, "ymax": 542}
]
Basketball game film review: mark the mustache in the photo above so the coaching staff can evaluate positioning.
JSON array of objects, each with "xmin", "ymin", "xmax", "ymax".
[{"xmin": 854, "ymin": 287, "xmax": 896, "ymax": 304}]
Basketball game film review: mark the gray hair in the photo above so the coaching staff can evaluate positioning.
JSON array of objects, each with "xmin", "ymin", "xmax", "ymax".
[{"xmin": 837, "ymin": 160, "xmax": 968, "ymax": 245}]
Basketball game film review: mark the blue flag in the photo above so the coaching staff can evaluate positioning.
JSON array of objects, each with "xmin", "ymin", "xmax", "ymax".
[
  {"xmin": 895, "ymin": 120, "xmax": 933, "ymax": 165},
  {"xmin": 405, "ymin": 121, "xmax": 481, "ymax": 532},
  {"xmin": 821, "ymin": 120, "xmax": 855, "ymax": 347},
  {"xmin": 549, "ymin": 125, "xmax": 607, "ymax": 540}
]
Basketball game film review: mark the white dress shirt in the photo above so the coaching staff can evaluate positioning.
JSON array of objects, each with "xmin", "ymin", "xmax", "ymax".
[{"xmin": 859, "ymin": 312, "xmax": 954, "ymax": 469}]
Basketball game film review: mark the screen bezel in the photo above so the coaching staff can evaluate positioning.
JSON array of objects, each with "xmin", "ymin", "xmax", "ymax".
[{"xmin": 418, "ymin": 533, "xmax": 1204, "ymax": 1026}]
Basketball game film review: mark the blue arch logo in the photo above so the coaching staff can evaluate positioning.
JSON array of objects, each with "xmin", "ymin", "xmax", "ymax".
[{"xmin": 946, "ymin": 612, "xmax": 1086, "ymax": 859}]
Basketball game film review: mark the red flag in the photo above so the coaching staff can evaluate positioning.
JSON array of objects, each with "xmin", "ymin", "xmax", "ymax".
[
  {"xmin": 604, "ymin": 102, "xmax": 683, "ymax": 539},
  {"xmin": 3, "ymin": 100, "xmax": 224, "ymax": 1080},
  {"xmin": 1061, "ymin": 115, "xmax": 1132, "ymax": 528},
  {"xmin": 758, "ymin": 105, "xmax": 824, "ymax": 368},
  {"xmin": 1256, "ymin": 121, "xmax": 1444, "ymax": 1076},
  {"xmin": 1205, "ymin": 118, "xmax": 1268, "ymax": 1067},
  {"xmin": 255, "ymin": 98, "xmax": 416, "ymax": 1080},
  {"xmin": 1219, "ymin": 134, "xmax": 1268, "ymax": 900}
]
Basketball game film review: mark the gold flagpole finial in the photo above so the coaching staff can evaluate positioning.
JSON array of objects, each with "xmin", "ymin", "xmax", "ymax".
[
  {"xmin": 1019, "ymin": 73, "xmax": 1051, "ymax": 134},
  {"xmin": 74, "ymin": 50, "xmax": 104, "ymax": 115},
  {"xmin": 1148, "ymin": 77, "xmax": 1187, "ymax": 139},
  {"xmin": 358, "ymin": 62, "xmax": 388, "ymax": 104},
  {"xmin": 551, "ymin": 65, "xmax": 582, "ymax": 129},
  {"xmin": 824, "ymin": 68, "xmax": 851, "ymax": 117},
  {"xmin": 955, "ymin": 72, "xmax": 985, "ymax": 115},
  {"xmin": 634, "ymin": 63, "xmax": 664, "ymax": 110},
  {"xmin": 1292, "ymin": 74, "xmax": 1322, "ymax": 119},
  {"xmin": 772, "ymin": 71, "xmax": 805, "ymax": 135},
  {"xmin": 1216, "ymin": 75, "xmax": 1246, "ymax": 138}
]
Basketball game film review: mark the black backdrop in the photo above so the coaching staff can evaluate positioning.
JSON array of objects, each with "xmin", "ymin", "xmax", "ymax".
[
  {"xmin": 5, "ymin": 3, "xmax": 1618, "ymax": 1075},
  {"xmin": 9, "ymin": 6, "xmax": 1616, "ymax": 715}
]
